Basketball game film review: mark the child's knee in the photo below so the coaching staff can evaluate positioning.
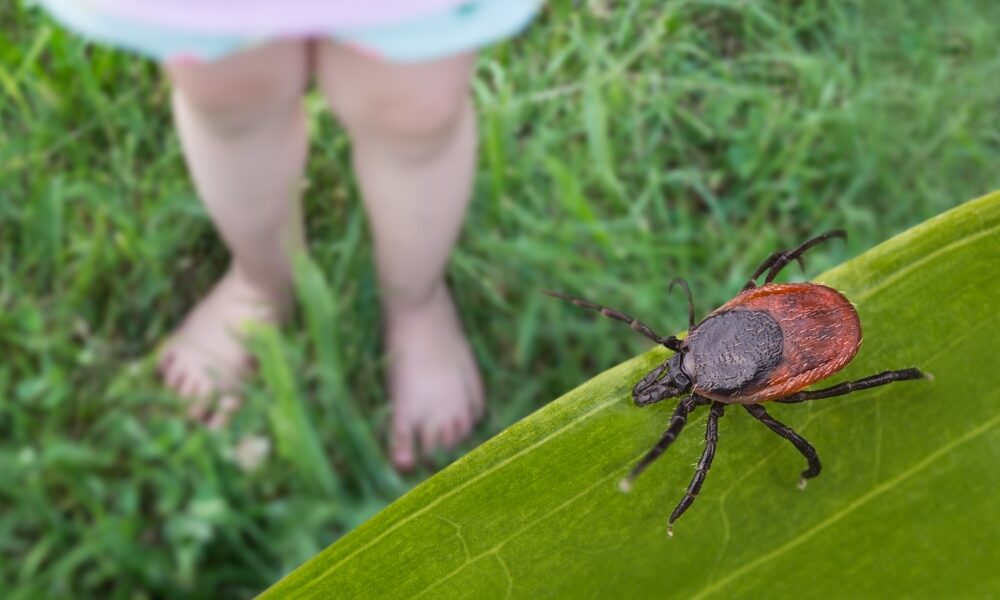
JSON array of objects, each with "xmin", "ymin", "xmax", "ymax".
[
  {"xmin": 166, "ymin": 40, "xmax": 309, "ymax": 134},
  {"xmin": 338, "ymin": 87, "xmax": 468, "ymax": 142},
  {"xmin": 318, "ymin": 45, "xmax": 474, "ymax": 145}
]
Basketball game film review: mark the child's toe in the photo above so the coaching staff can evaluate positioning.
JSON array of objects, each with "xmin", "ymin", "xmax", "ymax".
[
  {"xmin": 165, "ymin": 367, "xmax": 186, "ymax": 394},
  {"xmin": 391, "ymin": 425, "xmax": 417, "ymax": 471},
  {"xmin": 207, "ymin": 395, "xmax": 241, "ymax": 429},
  {"xmin": 440, "ymin": 423, "xmax": 459, "ymax": 450},
  {"xmin": 187, "ymin": 379, "xmax": 208, "ymax": 400},
  {"xmin": 157, "ymin": 351, "xmax": 176, "ymax": 376},
  {"xmin": 185, "ymin": 395, "xmax": 211, "ymax": 421},
  {"xmin": 419, "ymin": 424, "xmax": 438, "ymax": 457},
  {"xmin": 452, "ymin": 417, "xmax": 470, "ymax": 446},
  {"xmin": 178, "ymin": 371, "xmax": 201, "ymax": 399}
]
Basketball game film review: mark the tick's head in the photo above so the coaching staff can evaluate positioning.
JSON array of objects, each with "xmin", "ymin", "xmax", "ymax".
[{"xmin": 632, "ymin": 353, "xmax": 693, "ymax": 406}]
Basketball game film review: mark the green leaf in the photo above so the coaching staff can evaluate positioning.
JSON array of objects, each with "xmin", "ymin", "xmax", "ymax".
[{"xmin": 261, "ymin": 192, "xmax": 999, "ymax": 599}]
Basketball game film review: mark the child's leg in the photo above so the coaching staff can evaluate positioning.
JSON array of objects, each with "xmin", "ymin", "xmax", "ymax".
[
  {"xmin": 160, "ymin": 40, "xmax": 309, "ymax": 426},
  {"xmin": 315, "ymin": 41, "xmax": 484, "ymax": 470}
]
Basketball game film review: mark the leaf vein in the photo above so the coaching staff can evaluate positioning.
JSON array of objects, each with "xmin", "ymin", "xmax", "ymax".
[
  {"xmin": 415, "ymin": 469, "xmax": 623, "ymax": 596},
  {"xmin": 494, "ymin": 551, "xmax": 514, "ymax": 599},
  {"xmin": 432, "ymin": 515, "xmax": 471, "ymax": 562},
  {"xmin": 310, "ymin": 393, "xmax": 625, "ymax": 587}
]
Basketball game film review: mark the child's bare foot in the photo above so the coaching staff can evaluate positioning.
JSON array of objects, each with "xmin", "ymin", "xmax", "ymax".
[
  {"xmin": 386, "ymin": 283, "xmax": 485, "ymax": 470},
  {"xmin": 157, "ymin": 266, "xmax": 290, "ymax": 427}
]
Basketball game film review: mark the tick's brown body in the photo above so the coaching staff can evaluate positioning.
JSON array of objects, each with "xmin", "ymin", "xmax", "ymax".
[
  {"xmin": 544, "ymin": 230, "xmax": 923, "ymax": 535},
  {"xmin": 690, "ymin": 283, "xmax": 861, "ymax": 404}
]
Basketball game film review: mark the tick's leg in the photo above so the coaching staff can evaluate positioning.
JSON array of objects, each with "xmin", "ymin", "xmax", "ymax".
[
  {"xmin": 776, "ymin": 368, "xmax": 924, "ymax": 404},
  {"xmin": 619, "ymin": 395, "xmax": 705, "ymax": 491},
  {"xmin": 742, "ymin": 252, "xmax": 810, "ymax": 291},
  {"xmin": 743, "ymin": 230, "xmax": 846, "ymax": 290},
  {"xmin": 668, "ymin": 278, "xmax": 696, "ymax": 330},
  {"xmin": 763, "ymin": 229, "xmax": 846, "ymax": 284},
  {"xmin": 668, "ymin": 401, "xmax": 725, "ymax": 536},
  {"xmin": 744, "ymin": 404, "xmax": 820, "ymax": 488},
  {"xmin": 743, "ymin": 249, "xmax": 785, "ymax": 291},
  {"xmin": 632, "ymin": 362, "xmax": 672, "ymax": 407},
  {"xmin": 541, "ymin": 290, "xmax": 681, "ymax": 351}
]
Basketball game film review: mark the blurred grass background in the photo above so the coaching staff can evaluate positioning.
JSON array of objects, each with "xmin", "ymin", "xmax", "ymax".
[{"xmin": 1, "ymin": 0, "xmax": 998, "ymax": 597}]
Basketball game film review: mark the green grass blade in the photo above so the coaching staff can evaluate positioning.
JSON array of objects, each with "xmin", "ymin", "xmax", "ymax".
[
  {"xmin": 252, "ymin": 326, "xmax": 341, "ymax": 499},
  {"xmin": 293, "ymin": 254, "xmax": 404, "ymax": 497}
]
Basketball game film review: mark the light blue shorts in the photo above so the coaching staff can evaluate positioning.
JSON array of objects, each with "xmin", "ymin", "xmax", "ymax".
[{"xmin": 36, "ymin": 0, "xmax": 543, "ymax": 64}]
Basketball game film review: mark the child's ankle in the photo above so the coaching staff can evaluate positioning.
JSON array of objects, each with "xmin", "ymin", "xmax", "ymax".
[
  {"xmin": 381, "ymin": 279, "xmax": 449, "ymax": 318},
  {"xmin": 229, "ymin": 263, "xmax": 294, "ymax": 301}
]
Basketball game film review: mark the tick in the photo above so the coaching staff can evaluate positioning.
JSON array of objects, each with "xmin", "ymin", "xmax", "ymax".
[{"xmin": 544, "ymin": 230, "xmax": 924, "ymax": 535}]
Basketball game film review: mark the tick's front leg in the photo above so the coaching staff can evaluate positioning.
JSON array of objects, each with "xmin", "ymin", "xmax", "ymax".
[
  {"xmin": 631, "ymin": 361, "xmax": 671, "ymax": 406},
  {"xmin": 620, "ymin": 395, "xmax": 708, "ymax": 492},
  {"xmin": 668, "ymin": 400, "xmax": 725, "ymax": 535}
]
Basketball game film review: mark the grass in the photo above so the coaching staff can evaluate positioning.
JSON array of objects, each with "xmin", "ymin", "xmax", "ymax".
[{"xmin": 1, "ymin": 0, "xmax": 999, "ymax": 597}]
